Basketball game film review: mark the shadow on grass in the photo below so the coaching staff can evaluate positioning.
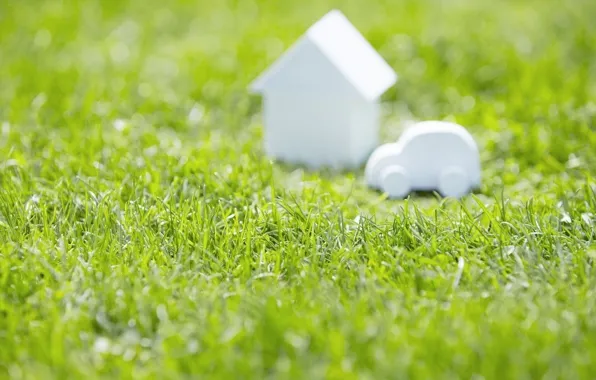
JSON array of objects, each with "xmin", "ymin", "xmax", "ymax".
[
  {"xmin": 273, "ymin": 160, "xmax": 485, "ymax": 201},
  {"xmin": 272, "ymin": 160, "xmax": 364, "ymax": 179}
]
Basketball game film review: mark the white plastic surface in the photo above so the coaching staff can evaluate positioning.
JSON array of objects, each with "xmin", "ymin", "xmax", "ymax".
[
  {"xmin": 249, "ymin": 9, "xmax": 397, "ymax": 169},
  {"xmin": 250, "ymin": 9, "xmax": 397, "ymax": 101},
  {"xmin": 305, "ymin": 10, "xmax": 397, "ymax": 101},
  {"xmin": 364, "ymin": 121, "xmax": 481, "ymax": 198}
]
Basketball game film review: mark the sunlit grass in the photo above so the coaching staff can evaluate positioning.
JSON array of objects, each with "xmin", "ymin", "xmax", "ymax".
[{"xmin": 1, "ymin": 0, "xmax": 596, "ymax": 378}]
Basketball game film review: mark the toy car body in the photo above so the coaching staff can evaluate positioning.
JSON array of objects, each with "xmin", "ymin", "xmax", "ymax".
[{"xmin": 365, "ymin": 121, "xmax": 481, "ymax": 198}]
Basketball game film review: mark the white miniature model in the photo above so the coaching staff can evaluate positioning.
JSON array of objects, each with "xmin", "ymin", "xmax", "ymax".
[
  {"xmin": 249, "ymin": 10, "xmax": 397, "ymax": 169},
  {"xmin": 365, "ymin": 121, "xmax": 481, "ymax": 198}
]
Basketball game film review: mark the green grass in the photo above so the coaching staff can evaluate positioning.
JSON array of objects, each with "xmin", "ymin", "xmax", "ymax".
[{"xmin": 1, "ymin": 0, "xmax": 596, "ymax": 378}]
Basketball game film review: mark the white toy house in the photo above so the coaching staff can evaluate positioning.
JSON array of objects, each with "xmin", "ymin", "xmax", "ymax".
[{"xmin": 250, "ymin": 10, "xmax": 397, "ymax": 169}]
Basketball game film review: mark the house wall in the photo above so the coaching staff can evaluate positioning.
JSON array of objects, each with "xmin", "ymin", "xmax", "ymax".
[
  {"xmin": 257, "ymin": 38, "xmax": 383, "ymax": 169},
  {"xmin": 349, "ymin": 101, "xmax": 380, "ymax": 168},
  {"xmin": 263, "ymin": 93, "xmax": 355, "ymax": 169}
]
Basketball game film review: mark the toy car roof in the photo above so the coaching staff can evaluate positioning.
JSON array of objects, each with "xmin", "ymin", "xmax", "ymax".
[{"xmin": 398, "ymin": 121, "xmax": 478, "ymax": 150}]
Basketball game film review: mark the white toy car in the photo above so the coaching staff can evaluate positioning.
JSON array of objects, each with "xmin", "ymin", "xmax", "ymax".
[{"xmin": 365, "ymin": 121, "xmax": 481, "ymax": 198}]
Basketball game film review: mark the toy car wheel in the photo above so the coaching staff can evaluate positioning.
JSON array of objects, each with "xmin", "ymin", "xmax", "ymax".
[
  {"xmin": 364, "ymin": 143, "xmax": 400, "ymax": 189},
  {"xmin": 379, "ymin": 166, "xmax": 410, "ymax": 199},
  {"xmin": 438, "ymin": 167, "xmax": 470, "ymax": 198}
]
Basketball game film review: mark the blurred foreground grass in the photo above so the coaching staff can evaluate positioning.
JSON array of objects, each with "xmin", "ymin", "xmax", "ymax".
[{"xmin": 1, "ymin": 0, "xmax": 596, "ymax": 378}]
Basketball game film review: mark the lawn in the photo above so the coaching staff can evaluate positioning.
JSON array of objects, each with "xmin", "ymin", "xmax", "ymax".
[{"xmin": 1, "ymin": 0, "xmax": 596, "ymax": 378}]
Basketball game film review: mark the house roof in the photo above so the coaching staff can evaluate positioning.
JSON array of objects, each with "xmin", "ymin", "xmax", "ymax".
[{"xmin": 250, "ymin": 10, "xmax": 397, "ymax": 101}]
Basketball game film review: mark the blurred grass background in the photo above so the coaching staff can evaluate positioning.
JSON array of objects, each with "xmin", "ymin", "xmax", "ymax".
[
  {"xmin": 1, "ymin": 0, "xmax": 595, "ymax": 190},
  {"xmin": 1, "ymin": 0, "xmax": 596, "ymax": 378}
]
